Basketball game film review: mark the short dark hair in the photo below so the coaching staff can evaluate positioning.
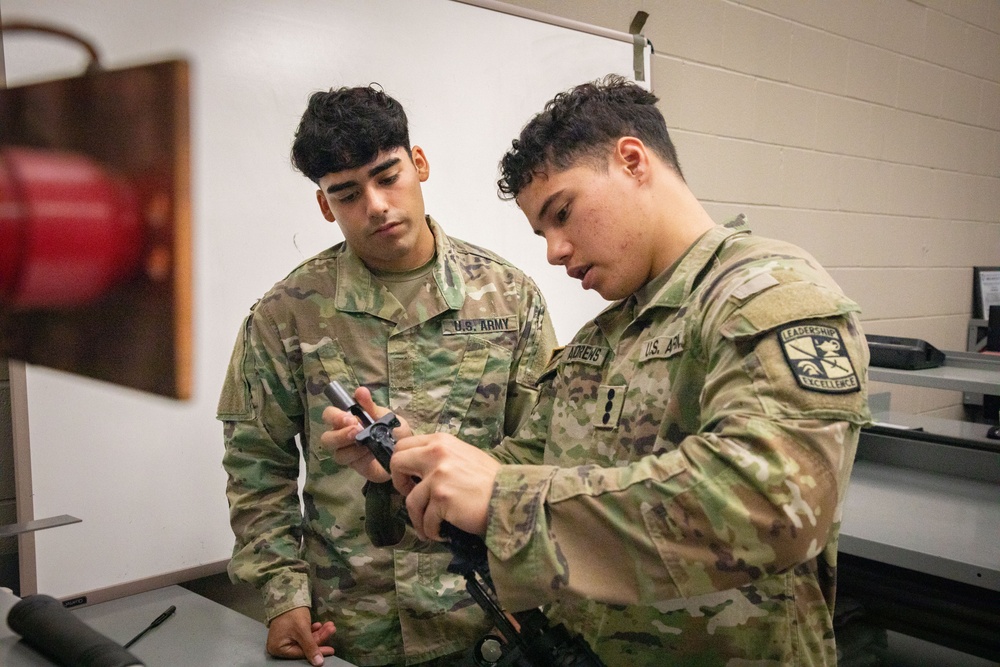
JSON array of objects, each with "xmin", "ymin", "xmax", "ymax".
[
  {"xmin": 498, "ymin": 74, "xmax": 683, "ymax": 200},
  {"xmin": 291, "ymin": 85, "xmax": 410, "ymax": 183}
]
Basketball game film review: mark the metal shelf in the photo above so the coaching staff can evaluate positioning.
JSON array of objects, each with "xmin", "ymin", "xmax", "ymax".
[
  {"xmin": 841, "ymin": 459, "xmax": 1000, "ymax": 592},
  {"xmin": 868, "ymin": 350, "xmax": 1000, "ymax": 395}
]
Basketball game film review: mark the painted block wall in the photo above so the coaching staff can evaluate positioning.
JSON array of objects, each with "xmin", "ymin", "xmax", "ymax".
[{"xmin": 504, "ymin": 0, "xmax": 1000, "ymax": 418}]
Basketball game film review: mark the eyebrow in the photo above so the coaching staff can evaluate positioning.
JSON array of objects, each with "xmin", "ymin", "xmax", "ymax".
[
  {"xmin": 325, "ymin": 157, "xmax": 402, "ymax": 194},
  {"xmin": 536, "ymin": 189, "xmax": 565, "ymax": 222}
]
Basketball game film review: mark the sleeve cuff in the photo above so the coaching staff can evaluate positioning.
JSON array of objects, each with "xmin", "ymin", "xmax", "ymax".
[
  {"xmin": 486, "ymin": 464, "xmax": 557, "ymax": 559},
  {"xmin": 484, "ymin": 464, "xmax": 559, "ymax": 611},
  {"xmin": 261, "ymin": 571, "xmax": 312, "ymax": 624}
]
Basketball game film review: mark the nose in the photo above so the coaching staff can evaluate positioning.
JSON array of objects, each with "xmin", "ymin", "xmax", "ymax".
[
  {"xmin": 546, "ymin": 232, "xmax": 571, "ymax": 266},
  {"xmin": 365, "ymin": 185, "xmax": 389, "ymax": 220}
]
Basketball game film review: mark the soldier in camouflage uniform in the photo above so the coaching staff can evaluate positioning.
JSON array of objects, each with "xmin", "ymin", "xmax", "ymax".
[
  {"xmin": 357, "ymin": 76, "xmax": 871, "ymax": 666},
  {"xmin": 218, "ymin": 86, "xmax": 556, "ymax": 666}
]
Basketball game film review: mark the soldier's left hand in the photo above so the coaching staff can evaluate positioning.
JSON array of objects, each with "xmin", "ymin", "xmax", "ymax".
[
  {"xmin": 320, "ymin": 386, "xmax": 411, "ymax": 482},
  {"xmin": 390, "ymin": 433, "xmax": 499, "ymax": 541}
]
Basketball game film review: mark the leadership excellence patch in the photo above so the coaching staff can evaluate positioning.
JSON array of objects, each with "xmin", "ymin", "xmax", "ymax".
[{"xmin": 778, "ymin": 323, "xmax": 860, "ymax": 393}]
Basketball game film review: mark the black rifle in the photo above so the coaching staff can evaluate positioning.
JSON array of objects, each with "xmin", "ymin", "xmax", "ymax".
[{"xmin": 323, "ymin": 381, "xmax": 605, "ymax": 667}]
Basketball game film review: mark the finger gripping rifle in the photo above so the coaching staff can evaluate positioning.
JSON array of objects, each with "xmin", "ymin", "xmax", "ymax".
[
  {"xmin": 323, "ymin": 382, "xmax": 605, "ymax": 667},
  {"xmin": 323, "ymin": 381, "xmax": 399, "ymax": 472}
]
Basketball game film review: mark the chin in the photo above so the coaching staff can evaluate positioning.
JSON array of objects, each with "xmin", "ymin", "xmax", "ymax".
[
  {"xmin": 595, "ymin": 288, "xmax": 624, "ymax": 301},
  {"xmin": 597, "ymin": 280, "xmax": 641, "ymax": 301}
]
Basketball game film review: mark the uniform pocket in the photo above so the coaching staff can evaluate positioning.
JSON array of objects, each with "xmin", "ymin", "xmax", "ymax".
[
  {"xmin": 217, "ymin": 314, "xmax": 257, "ymax": 421},
  {"xmin": 306, "ymin": 336, "xmax": 358, "ymax": 462},
  {"xmin": 641, "ymin": 465, "xmax": 780, "ymax": 600},
  {"xmin": 436, "ymin": 337, "xmax": 512, "ymax": 447}
]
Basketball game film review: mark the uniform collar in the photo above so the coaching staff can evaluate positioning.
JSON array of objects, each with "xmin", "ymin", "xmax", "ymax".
[
  {"xmin": 334, "ymin": 216, "xmax": 466, "ymax": 323},
  {"xmin": 594, "ymin": 215, "xmax": 751, "ymax": 335}
]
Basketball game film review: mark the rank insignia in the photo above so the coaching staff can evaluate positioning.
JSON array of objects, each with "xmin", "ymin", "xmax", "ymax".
[
  {"xmin": 592, "ymin": 385, "xmax": 626, "ymax": 429},
  {"xmin": 778, "ymin": 323, "xmax": 860, "ymax": 393}
]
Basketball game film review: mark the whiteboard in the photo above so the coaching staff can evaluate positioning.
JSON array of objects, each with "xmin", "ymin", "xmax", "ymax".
[{"xmin": 1, "ymin": 0, "xmax": 646, "ymax": 597}]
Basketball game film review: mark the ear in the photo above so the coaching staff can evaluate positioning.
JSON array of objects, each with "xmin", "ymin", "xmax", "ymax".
[
  {"xmin": 615, "ymin": 137, "xmax": 648, "ymax": 181},
  {"xmin": 316, "ymin": 190, "xmax": 336, "ymax": 222},
  {"xmin": 411, "ymin": 145, "xmax": 430, "ymax": 182}
]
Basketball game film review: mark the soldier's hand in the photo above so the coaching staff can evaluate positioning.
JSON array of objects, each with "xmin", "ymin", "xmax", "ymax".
[
  {"xmin": 391, "ymin": 433, "xmax": 498, "ymax": 541},
  {"xmin": 320, "ymin": 386, "xmax": 411, "ymax": 482},
  {"xmin": 265, "ymin": 607, "xmax": 335, "ymax": 665}
]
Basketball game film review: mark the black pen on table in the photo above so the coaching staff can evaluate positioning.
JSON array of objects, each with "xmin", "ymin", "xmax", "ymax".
[{"xmin": 123, "ymin": 605, "xmax": 176, "ymax": 648}]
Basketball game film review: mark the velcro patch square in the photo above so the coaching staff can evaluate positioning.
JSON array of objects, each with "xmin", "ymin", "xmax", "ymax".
[
  {"xmin": 778, "ymin": 323, "xmax": 860, "ymax": 394},
  {"xmin": 592, "ymin": 385, "xmax": 626, "ymax": 429}
]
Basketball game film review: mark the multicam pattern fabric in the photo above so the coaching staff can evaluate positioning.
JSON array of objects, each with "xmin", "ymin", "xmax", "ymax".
[
  {"xmin": 486, "ymin": 216, "xmax": 871, "ymax": 666},
  {"xmin": 218, "ymin": 217, "xmax": 556, "ymax": 666}
]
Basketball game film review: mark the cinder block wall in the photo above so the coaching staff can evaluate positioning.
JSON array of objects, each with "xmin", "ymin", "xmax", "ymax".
[{"xmin": 504, "ymin": 0, "xmax": 1000, "ymax": 418}]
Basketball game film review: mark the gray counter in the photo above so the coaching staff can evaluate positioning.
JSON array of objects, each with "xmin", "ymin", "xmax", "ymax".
[{"xmin": 1, "ymin": 585, "xmax": 356, "ymax": 666}]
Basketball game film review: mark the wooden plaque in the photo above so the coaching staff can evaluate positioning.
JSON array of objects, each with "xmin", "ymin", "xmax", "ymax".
[{"xmin": 0, "ymin": 60, "xmax": 191, "ymax": 398}]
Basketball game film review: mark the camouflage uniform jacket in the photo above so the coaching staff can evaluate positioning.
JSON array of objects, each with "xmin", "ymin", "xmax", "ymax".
[
  {"xmin": 218, "ymin": 216, "xmax": 556, "ymax": 666},
  {"xmin": 486, "ymin": 217, "xmax": 871, "ymax": 666}
]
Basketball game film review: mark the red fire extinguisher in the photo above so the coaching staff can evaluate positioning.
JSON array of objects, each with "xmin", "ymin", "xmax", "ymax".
[{"xmin": 0, "ymin": 146, "xmax": 144, "ymax": 309}]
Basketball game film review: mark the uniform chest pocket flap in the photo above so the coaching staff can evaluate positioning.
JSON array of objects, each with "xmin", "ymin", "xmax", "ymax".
[
  {"xmin": 435, "ymin": 336, "xmax": 494, "ymax": 437},
  {"xmin": 310, "ymin": 338, "xmax": 360, "ymax": 462}
]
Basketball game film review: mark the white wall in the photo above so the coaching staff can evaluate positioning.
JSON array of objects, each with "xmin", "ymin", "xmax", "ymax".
[{"xmin": 1, "ymin": 0, "xmax": 641, "ymax": 597}]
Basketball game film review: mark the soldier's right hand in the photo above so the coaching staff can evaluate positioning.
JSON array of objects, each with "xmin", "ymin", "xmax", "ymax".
[
  {"xmin": 266, "ymin": 607, "xmax": 335, "ymax": 665},
  {"xmin": 320, "ymin": 386, "xmax": 411, "ymax": 482}
]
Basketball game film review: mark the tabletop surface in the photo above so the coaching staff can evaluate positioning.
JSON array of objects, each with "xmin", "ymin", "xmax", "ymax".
[{"xmin": 1, "ymin": 585, "xmax": 356, "ymax": 666}]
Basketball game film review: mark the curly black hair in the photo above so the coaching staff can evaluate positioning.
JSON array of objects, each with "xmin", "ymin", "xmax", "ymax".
[
  {"xmin": 291, "ymin": 84, "xmax": 410, "ymax": 184},
  {"xmin": 497, "ymin": 75, "xmax": 683, "ymax": 200}
]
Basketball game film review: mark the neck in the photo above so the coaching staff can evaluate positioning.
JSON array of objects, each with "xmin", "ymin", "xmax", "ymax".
[{"xmin": 648, "ymin": 172, "xmax": 716, "ymax": 277}]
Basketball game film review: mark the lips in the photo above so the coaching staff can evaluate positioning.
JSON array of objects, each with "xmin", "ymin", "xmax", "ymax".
[
  {"xmin": 568, "ymin": 264, "xmax": 595, "ymax": 289},
  {"xmin": 372, "ymin": 220, "xmax": 403, "ymax": 236}
]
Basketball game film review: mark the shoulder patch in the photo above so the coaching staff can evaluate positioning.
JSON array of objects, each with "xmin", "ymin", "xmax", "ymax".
[{"xmin": 778, "ymin": 323, "xmax": 860, "ymax": 394}]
